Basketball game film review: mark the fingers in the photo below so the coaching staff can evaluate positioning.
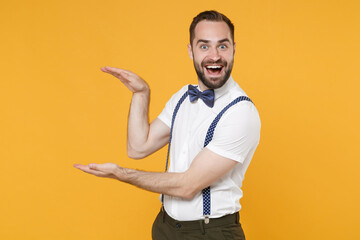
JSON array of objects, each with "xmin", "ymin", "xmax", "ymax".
[
  {"xmin": 73, "ymin": 163, "xmax": 104, "ymax": 177},
  {"xmin": 101, "ymin": 66, "xmax": 139, "ymax": 80},
  {"xmin": 100, "ymin": 66, "xmax": 135, "ymax": 87},
  {"xmin": 101, "ymin": 66, "xmax": 119, "ymax": 73},
  {"xmin": 101, "ymin": 66, "xmax": 125, "ymax": 79},
  {"xmin": 74, "ymin": 163, "xmax": 119, "ymax": 179},
  {"xmin": 89, "ymin": 163, "xmax": 98, "ymax": 170},
  {"xmin": 100, "ymin": 66, "xmax": 148, "ymax": 93},
  {"xmin": 101, "ymin": 66, "xmax": 131, "ymax": 77},
  {"xmin": 101, "ymin": 66, "xmax": 118, "ymax": 74}
]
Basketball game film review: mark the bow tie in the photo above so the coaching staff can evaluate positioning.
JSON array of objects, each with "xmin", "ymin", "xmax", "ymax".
[{"xmin": 188, "ymin": 85, "xmax": 215, "ymax": 108}]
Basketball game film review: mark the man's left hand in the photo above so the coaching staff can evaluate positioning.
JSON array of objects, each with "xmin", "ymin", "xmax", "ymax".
[{"xmin": 74, "ymin": 163, "xmax": 124, "ymax": 180}]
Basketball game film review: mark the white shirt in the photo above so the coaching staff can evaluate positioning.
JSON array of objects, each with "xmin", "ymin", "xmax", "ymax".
[{"xmin": 157, "ymin": 76, "xmax": 261, "ymax": 221}]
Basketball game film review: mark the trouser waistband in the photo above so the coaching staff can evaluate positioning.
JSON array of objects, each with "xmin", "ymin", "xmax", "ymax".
[{"xmin": 161, "ymin": 208, "xmax": 240, "ymax": 231}]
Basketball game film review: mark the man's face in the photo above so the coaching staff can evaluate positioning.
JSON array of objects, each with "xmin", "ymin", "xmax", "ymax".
[{"xmin": 188, "ymin": 20, "xmax": 235, "ymax": 90}]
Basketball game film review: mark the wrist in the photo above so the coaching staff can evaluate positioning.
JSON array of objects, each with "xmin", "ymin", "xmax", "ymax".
[
  {"xmin": 132, "ymin": 89, "xmax": 150, "ymax": 103},
  {"xmin": 134, "ymin": 86, "xmax": 150, "ymax": 96},
  {"xmin": 113, "ymin": 166, "xmax": 127, "ymax": 181},
  {"xmin": 114, "ymin": 166, "xmax": 135, "ymax": 183}
]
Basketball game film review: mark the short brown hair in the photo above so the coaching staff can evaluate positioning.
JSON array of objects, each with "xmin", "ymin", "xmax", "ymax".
[{"xmin": 189, "ymin": 10, "xmax": 235, "ymax": 45}]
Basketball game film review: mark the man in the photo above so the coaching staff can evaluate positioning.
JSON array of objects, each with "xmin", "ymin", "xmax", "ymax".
[{"xmin": 74, "ymin": 10, "xmax": 260, "ymax": 239}]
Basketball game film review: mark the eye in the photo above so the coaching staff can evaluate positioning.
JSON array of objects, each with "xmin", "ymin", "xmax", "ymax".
[
  {"xmin": 200, "ymin": 45, "xmax": 208, "ymax": 50},
  {"xmin": 219, "ymin": 44, "xmax": 227, "ymax": 49}
]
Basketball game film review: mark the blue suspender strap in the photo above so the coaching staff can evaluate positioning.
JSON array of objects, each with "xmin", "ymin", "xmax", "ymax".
[
  {"xmin": 202, "ymin": 96, "xmax": 253, "ymax": 221},
  {"xmin": 165, "ymin": 91, "xmax": 189, "ymax": 172},
  {"xmin": 161, "ymin": 91, "xmax": 189, "ymax": 204}
]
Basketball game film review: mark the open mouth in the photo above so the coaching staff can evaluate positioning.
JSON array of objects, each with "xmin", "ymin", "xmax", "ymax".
[{"xmin": 204, "ymin": 65, "xmax": 224, "ymax": 75}]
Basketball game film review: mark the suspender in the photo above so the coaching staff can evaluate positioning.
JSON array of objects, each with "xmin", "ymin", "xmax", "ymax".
[
  {"xmin": 163, "ymin": 86, "xmax": 253, "ymax": 220},
  {"xmin": 161, "ymin": 91, "xmax": 188, "ymax": 204},
  {"xmin": 164, "ymin": 91, "xmax": 189, "ymax": 172},
  {"xmin": 202, "ymin": 95, "xmax": 252, "ymax": 222}
]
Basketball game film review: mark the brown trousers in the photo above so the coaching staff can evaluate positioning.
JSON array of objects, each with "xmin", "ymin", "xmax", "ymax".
[{"xmin": 152, "ymin": 208, "xmax": 246, "ymax": 240}]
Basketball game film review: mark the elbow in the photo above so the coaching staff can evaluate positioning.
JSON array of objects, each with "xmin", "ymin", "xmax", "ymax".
[
  {"xmin": 127, "ymin": 149, "xmax": 146, "ymax": 160},
  {"xmin": 181, "ymin": 191, "xmax": 196, "ymax": 200},
  {"xmin": 178, "ymin": 185, "xmax": 198, "ymax": 200},
  {"xmin": 174, "ymin": 172, "xmax": 202, "ymax": 200},
  {"xmin": 127, "ymin": 152, "xmax": 144, "ymax": 160},
  {"xmin": 127, "ymin": 145, "xmax": 147, "ymax": 159}
]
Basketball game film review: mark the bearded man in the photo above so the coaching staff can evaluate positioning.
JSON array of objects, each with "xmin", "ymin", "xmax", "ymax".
[{"xmin": 75, "ymin": 10, "xmax": 261, "ymax": 240}]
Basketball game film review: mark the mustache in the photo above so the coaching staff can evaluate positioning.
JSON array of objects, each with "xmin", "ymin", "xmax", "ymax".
[{"xmin": 201, "ymin": 59, "xmax": 227, "ymax": 67}]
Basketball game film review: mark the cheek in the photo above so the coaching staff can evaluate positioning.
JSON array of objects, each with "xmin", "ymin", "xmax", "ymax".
[
  {"xmin": 193, "ymin": 56, "xmax": 204, "ymax": 67},
  {"xmin": 220, "ymin": 55, "xmax": 234, "ymax": 66},
  {"xmin": 225, "ymin": 51, "xmax": 235, "ymax": 60},
  {"xmin": 192, "ymin": 51, "xmax": 206, "ymax": 61}
]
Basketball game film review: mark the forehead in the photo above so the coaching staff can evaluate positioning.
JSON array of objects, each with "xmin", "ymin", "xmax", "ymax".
[{"xmin": 193, "ymin": 20, "xmax": 232, "ymax": 44}]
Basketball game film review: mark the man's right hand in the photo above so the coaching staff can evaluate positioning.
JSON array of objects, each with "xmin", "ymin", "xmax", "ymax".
[{"xmin": 101, "ymin": 66, "xmax": 149, "ymax": 94}]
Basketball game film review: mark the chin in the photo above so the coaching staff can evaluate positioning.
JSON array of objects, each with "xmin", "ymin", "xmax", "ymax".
[{"xmin": 201, "ymin": 77, "xmax": 227, "ymax": 89}]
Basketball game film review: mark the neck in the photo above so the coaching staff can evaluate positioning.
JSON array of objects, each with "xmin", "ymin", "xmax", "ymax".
[{"xmin": 197, "ymin": 79, "xmax": 210, "ymax": 91}]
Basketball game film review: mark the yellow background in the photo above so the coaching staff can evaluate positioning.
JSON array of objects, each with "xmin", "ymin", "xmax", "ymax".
[{"xmin": 1, "ymin": 0, "xmax": 359, "ymax": 239}]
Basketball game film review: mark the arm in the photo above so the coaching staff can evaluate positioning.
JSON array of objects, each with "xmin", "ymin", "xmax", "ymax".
[
  {"xmin": 74, "ymin": 148, "xmax": 237, "ymax": 200},
  {"xmin": 101, "ymin": 66, "xmax": 170, "ymax": 159}
]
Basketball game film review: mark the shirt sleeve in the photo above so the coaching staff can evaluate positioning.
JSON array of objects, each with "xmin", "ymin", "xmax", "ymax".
[
  {"xmin": 206, "ymin": 102, "xmax": 261, "ymax": 163},
  {"xmin": 157, "ymin": 98, "xmax": 172, "ymax": 128},
  {"xmin": 157, "ymin": 85, "xmax": 188, "ymax": 128}
]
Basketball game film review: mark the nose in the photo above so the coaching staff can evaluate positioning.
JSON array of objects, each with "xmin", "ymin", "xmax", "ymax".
[{"xmin": 208, "ymin": 47, "xmax": 220, "ymax": 61}]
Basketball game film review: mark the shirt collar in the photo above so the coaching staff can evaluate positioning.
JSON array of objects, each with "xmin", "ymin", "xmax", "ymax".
[
  {"xmin": 214, "ymin": 76, "xmax": 235, "ymax": 100},
  {"xmin": 194, "ymin": 76, "xmax": 235, "ymax": 100}
]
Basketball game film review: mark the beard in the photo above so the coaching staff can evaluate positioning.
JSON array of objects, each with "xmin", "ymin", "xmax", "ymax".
[{"xmin": 193, "ymin": 58, "xmax": 234, "ymax": 89}]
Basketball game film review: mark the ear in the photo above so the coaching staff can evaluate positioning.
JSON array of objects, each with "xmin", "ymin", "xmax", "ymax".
[
  {"xmin": 233, "ymin": 42, "xmax": 236, "ymax": 54},
  {"xmin": 187, "ymin": 44, "xmax": 193, "ymax": 60}
]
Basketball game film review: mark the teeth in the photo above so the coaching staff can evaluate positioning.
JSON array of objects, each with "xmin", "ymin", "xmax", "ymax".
[{"xmin": 206, "ymin": 66, "xmax": 222, "ymax": 69}]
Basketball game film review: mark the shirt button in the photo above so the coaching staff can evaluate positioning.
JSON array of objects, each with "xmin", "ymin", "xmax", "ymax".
[{"xmin": 176, "ymin": 223, "xmax": 182, "ymax": 229}]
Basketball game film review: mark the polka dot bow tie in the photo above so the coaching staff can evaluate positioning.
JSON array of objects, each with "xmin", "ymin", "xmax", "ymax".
[{"xmin": 188, "ymin": 85, "xmax": 215, "ymax": 108}]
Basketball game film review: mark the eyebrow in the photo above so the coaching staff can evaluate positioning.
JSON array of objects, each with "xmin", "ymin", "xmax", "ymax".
[
  {"xmin": 218, "ymin": 38, "xmax": 231, "ymax": 43},
  {"xmin": 196, "ymin": 38, "xmax": 231, "ymax": 45}
]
